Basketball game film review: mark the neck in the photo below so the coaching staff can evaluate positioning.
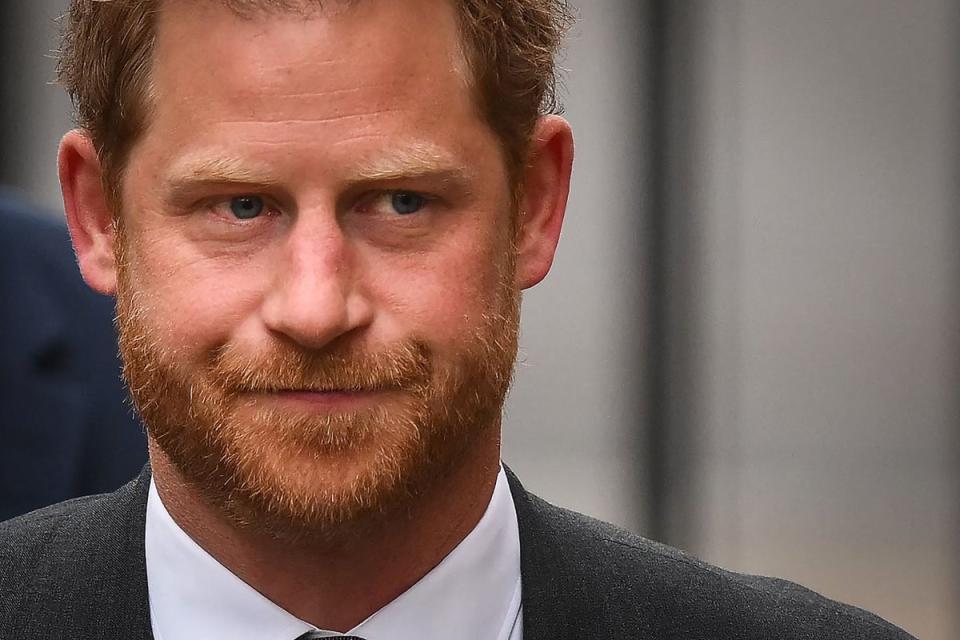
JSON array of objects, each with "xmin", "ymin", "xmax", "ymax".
[{"xmin": 149, "ymin": 434, "xmax": 501, "ymax": 632}]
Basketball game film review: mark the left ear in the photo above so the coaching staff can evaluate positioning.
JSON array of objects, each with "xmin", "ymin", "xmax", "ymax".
[{"xmin": 514, "ymin": 115, "xmax": 574, "ymax": 290}]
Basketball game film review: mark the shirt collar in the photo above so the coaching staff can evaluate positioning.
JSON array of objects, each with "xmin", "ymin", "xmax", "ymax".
[{"xmin": 145, "ymin": 467, "xmax": 522, "ymax": 640}]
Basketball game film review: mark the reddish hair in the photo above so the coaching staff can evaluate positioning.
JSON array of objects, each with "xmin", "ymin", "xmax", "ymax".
[{"xmin": 57, "ymin": 0, "xmax": 574, "ymax": 205}]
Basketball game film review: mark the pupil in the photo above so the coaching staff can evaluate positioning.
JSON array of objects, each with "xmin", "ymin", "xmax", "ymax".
[
  {"xmin": 230, "ymin": 196, "xmax": 263, "ymax": 220},
  {"xmin": 392, "ymin": 192, "xmax": 424, "ymax": 215}
]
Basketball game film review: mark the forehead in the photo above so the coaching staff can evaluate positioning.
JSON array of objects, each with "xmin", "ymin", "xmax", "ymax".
[
  {"xmin": 141, "ymin": 0, "xmax": 489, "ymax": 171},
  {"xmin": 153, "ymin": 0, "xmax": 469, "ymax": 103}
]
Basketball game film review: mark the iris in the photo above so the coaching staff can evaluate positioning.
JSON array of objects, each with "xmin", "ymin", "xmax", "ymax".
[
  {"xmin": 391, "ymin": 192, "xmax": 426, "ymax": 215},
  {"xmin": 230, "ymin": 196, "xmax": 264, "ymax": 220}
]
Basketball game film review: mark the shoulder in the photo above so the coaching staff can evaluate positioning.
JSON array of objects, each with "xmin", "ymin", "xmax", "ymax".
[
  {"xmin": 0, "ymin": 492, "xmax": 110, "ymax": 572},
  {"xmin": 0, "ymin": 494, "xmax": 109, "ymax": 629},
  {"xmin": 0, "ymin": 472, "xmax": 150, "ymax": 635},
  {"xmin": 511, "ymin": 478, "xmax": 915, "ymax": 639},
  {"xmin": 0, "ymin": 493, "xmax": 118, "ymax": 604}
]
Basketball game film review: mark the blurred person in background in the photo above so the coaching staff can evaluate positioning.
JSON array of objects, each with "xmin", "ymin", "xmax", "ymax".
[
  {"xmin": 0, "ymin": 189, "xmax": 147, "ymax": 520},
  {"xmin": 0, "ymin": 1, "xmax": 919, "ymax": 639}
]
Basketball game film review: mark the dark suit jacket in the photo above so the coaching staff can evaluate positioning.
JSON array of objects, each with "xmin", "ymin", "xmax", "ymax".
[
  {"xmin": 0, "ymin": 193, "xmax": 147, "ymax": 520},
  {"xmin": 0, "ymin": 466, "xmax": 915, "ymax": 639}
]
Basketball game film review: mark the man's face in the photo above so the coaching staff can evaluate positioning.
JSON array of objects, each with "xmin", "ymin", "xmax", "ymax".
[{"xmin": 115, "ymin": 0, "xmax": 522, "ymax": 537}]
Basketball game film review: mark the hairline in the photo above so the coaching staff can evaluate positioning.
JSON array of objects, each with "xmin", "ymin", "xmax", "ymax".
[{"xmin": 103, "ymin": 0, "xmax": 526, "ymax": 217}]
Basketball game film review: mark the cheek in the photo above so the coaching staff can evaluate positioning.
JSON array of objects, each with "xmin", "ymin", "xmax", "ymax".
[
  {"xmin": 368, "ymin": 230, "xmax": 510, "ymax": 346},
  {"xmin": 121, "ymin": 228, "xmax": 271, "ymax": 351}
]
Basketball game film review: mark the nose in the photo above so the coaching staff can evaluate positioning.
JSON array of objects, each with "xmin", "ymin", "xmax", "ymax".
[{"xmin": 260, "ymin": 217, "xmax": 373, "ymax": 350}]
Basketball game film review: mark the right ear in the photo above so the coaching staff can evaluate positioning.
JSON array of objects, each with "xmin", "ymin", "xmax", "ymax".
[{"xmin": 59, "ymin": 130, "xmax": 118, "ymax": 295}]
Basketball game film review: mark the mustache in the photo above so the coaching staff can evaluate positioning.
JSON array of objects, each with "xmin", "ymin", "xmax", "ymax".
[{"xmin": 207, "ymin": 339, "xmax": 431, "ymax": 393}]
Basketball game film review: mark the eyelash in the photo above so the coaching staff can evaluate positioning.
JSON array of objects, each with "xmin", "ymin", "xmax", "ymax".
[
  {"xmin": 207, "ymin": 197, "xmax": 279, "ymax": 225},
  {"xmin": 202, "ymin": 189, "xmax": 438, "ymax": 224},
  {"xmin": 362, "ymin": 190, "xmax": 435, "ymax": 216}
]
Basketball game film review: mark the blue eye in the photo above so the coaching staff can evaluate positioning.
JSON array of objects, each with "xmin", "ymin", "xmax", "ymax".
[
  {"xmin": 229, "ymin": 196, "xmax": 265, "ymax": 220},
  {"xmin": 391, "ymin": 192, "xmax": 426, "ymax": 215}
]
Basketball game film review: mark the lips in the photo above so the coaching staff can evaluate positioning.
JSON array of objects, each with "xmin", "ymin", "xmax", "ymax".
[{"xmin": 258, "ymin": 388, "xmax": 392, "ymax": 410}]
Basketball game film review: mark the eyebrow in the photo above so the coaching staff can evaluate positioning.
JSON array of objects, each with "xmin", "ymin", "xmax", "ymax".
[
  {"xmin": 161, "ymin": 156, "xmax": 281, "ymax": 203},
  {"xmin": 161, "ymin": 143, "xmax": 475, "ymax": 203},
  {"xmin": 351, "ymin": 143, "xmax": 475, "ymax": 187}
]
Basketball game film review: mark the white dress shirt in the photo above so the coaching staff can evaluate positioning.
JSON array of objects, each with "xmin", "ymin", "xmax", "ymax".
[{"xmin": 145, "ymin": 467, "xmax": 523, "ymax": 640}]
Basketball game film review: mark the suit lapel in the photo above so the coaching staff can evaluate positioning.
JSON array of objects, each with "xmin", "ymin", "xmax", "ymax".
[
  {"xmin": 11, "ymin": 465, "xmax": 153, "ymax": 638},
  {"xmin": 73, "ymin": 466, "xmax": 154, "ymax": 639},
  {"xmin": 506, "ymin": 467, "xmax": 590, "ymax": 640}
]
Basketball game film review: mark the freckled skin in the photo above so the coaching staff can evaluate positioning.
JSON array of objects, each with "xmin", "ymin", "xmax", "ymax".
[
  {"xmin": 119, "ymin": 1, "xmax": 509, "ymax": 361},
  {"xmin": 124, "ymin": 3, "xmax": 502, "ymax": 348},
  {"xmin": 60, "ymin": 0, "xmax": 573, "ymax": 631}
]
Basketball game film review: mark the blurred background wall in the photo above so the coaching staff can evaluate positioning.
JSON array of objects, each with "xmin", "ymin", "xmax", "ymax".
[
  {"xmin": 0, "ymin": 2, "xmax": 73, "ymax": 214},
  {"xmin": 0, "ymin": 1, "xmax": 956, "ymax": 638},
  {"xmin": 645, "ymin": 3, "xmax": 960, "ymax": 639}
]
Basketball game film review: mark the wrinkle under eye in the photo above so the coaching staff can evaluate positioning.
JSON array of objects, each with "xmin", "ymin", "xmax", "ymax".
[{"xmin": 230, "ymin": 196, "xmax": 265, "ymax": 219}]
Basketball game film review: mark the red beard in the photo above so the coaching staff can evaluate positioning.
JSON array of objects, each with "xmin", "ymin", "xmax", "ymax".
[{"xmin": 115, "ymin": 245, "xmax": 520, "ymax": 542}]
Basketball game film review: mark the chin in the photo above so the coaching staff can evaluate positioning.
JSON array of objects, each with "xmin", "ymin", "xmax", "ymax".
[
  {"xmin": 220, "ymin": 449, "xmax": 425, "ymax": 544},
  {"xmin": 160, "ymin": 400, "xmax": 436, "ymax": 541}
]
